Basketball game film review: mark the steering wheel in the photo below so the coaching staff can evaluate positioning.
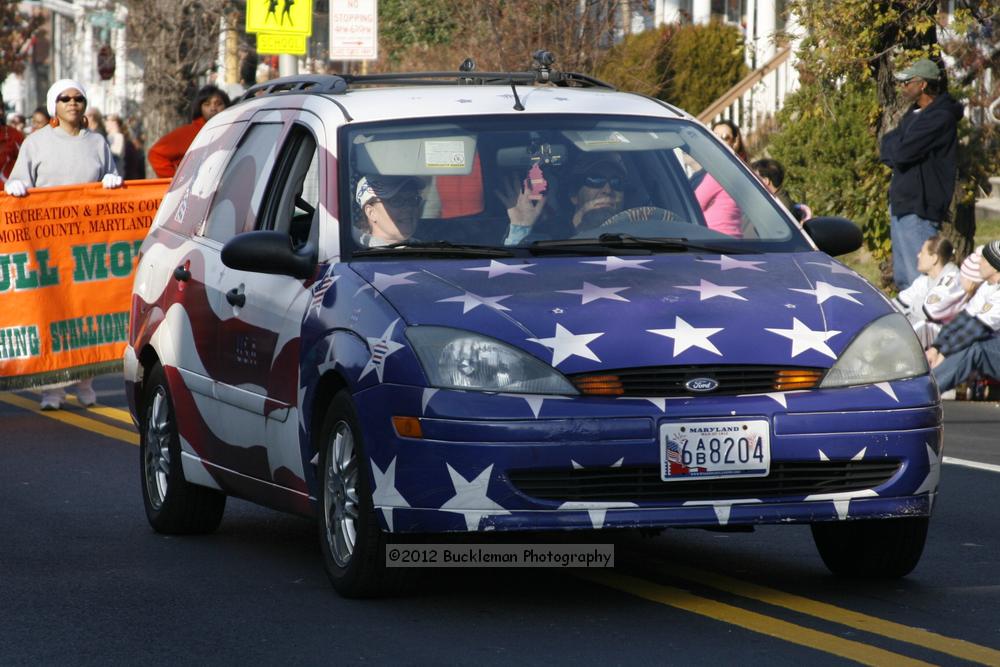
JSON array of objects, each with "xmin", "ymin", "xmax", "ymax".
[
  {"xmin": 572, "ymin": 206, "xmax": 679, "ymax": 238},
  {"xmin": 601, "ymin": 206, "xmax": 678, "ymax": 226}
]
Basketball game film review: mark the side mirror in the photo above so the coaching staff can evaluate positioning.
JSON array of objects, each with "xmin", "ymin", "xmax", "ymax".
[
  {"xmin": 221, "ymin": 231, "xmax": 317, "ymax": 280},
  {"xmin": 802, "ymin": 216, "xmax": 863, "ymax": 257}
]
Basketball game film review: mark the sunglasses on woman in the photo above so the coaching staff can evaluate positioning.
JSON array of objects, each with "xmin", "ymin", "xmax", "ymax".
[
  {"xmin": 582, "ymin": 175, "xmax": 624, "ymax": 190},
  {"xmin": 57, "ymin": 95, "xmax": 86, "ymax": 104}
]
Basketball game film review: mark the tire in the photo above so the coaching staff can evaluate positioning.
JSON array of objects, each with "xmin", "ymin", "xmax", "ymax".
[
  {"xmin": 140, "ymin": 363, "xmax": 226, "ymax": 534},
  {"xmin": 811, "ymin": 517, "xmax": 929, "ymax": 578},
  {"xmin": 317, "ymin": 390, "xmax": 401, "ymax": 598}
]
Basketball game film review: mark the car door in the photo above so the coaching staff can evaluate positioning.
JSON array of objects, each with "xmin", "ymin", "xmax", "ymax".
[
  {"xmin": 213, "ymin": 112, "xmax": 326, "ymax": 488},
  {"xmin": 188, "ymin": 118, "xmax": 285, "ymax": 478}
]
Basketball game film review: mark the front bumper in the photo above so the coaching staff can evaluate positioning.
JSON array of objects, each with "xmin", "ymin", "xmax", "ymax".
[{"xmin": 352, "ymin": 377, "xmax": 942, "ymax": 533}]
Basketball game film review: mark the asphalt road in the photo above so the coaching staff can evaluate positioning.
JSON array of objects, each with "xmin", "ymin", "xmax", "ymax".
[{"xmin": 2, "ymin": 375, "xmax": 1000, "ymax": 666}]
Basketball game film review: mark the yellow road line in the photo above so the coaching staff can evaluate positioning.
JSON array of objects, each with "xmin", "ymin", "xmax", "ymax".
[
  {"xmin": 63, "ymin": 396, "xmax": 135, "ymax": 425},
  {"xmin": 579, "ymin": 570, "xmax": 934, "ymax": 667},
  {"xmin": 0, "ymin": 392, "xmax": 139, "ymax": 446},
  {"xmin": 662, "ymin": 562, "xmax": 1000, "ymax": 665}
]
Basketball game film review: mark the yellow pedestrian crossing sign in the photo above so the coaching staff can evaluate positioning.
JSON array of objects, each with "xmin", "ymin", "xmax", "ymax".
[{"xmin": 247, "ymin": 0, "xmax": 313, "ymax": 36}]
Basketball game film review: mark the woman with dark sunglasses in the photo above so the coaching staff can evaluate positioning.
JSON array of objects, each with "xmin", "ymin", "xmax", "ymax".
[
  {"xmin": 5, "ymin": 79, "xmax": 121, "ymax": 199},
  {"xmin": 4, "ymin": 79, "xmax": 122, "ymax": 410}
]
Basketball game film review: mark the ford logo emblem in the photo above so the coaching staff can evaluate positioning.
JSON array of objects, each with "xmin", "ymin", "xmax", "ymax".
[{"xmin": 685, "ymin": 377, "xmax": 719, "ymax": 393}]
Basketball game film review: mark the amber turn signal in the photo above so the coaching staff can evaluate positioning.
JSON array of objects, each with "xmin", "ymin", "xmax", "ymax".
[
  {"xmin": 573, "ymin": 374, "xmax": 625, "ymax": 395},
  {"xmin": 774, "ymin": 369, "xmax": 823, "ymax": 391},
  {"xmin": 392, "ymin": 416, "xmax": 423, "ymax": 438}
]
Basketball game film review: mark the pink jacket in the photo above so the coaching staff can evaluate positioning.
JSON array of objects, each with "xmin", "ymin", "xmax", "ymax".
[{"xmin": 695, "ymin": 174, "xmax": 743, "ymax": 238}]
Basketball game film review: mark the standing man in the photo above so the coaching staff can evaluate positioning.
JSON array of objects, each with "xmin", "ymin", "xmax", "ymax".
[{"xmin": 880, "ymin": 57, "xmax": 964, "ymax": 291}]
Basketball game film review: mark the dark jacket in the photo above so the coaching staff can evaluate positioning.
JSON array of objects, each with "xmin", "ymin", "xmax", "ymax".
[{"xmin": 880, "ymin": 92, "xmax": 964, "ymax": 223}]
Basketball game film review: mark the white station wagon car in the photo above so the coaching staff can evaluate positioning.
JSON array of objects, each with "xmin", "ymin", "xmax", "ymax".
[{"xmin": 126, "ymin": 56, "xmax": 940, "ymax": 597}]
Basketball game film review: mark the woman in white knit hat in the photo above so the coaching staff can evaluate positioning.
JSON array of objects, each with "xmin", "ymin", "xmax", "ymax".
[{"xmin": 4, "ymin": 79, "xmax": 123, "ymax": 410}]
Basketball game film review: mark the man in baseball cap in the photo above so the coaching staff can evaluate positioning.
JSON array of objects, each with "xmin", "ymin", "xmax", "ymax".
[
  {"xmin": 880, "ymin": 57, "xmax": 964, "ymax": 292},
  {"xmin": 354, "ymin": 175, "xmax": 424, "ymax": 246}
]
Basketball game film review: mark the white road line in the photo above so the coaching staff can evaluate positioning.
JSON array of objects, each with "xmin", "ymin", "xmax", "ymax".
[{"xmin": 943, "ymin": 456, "xmax": 1000, "ymax": 474}]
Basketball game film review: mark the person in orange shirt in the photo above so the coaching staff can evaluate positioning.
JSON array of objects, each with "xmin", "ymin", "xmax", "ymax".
[
  {"xmin": 0, "ymin": 95, "xmax": 25, "ymax": 181},
  {"xmin": 147, "ymin": 85, "xmax": 230, "ymax": 178}
]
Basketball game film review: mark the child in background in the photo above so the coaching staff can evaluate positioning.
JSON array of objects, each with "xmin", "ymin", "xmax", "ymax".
[{"xmin": 892, "ymin": 235, "xmax": 965, "ymax": 349}]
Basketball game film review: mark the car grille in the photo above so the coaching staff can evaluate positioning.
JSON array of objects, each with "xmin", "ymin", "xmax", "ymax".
[
  {"xmin": 508, "ymin": 460, "xmax": 901, "ymax": 503},
  {"xmin": 568, "ymin": 365, "xmax": 825, "ymax": 396}
]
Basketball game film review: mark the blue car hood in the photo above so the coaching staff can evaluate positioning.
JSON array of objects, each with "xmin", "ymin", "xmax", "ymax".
[{"xmin": 351, "ymin": 252, "xmax": 894, "ymax": 373}]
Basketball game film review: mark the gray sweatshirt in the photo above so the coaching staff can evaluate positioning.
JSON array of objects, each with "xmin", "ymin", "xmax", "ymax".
[{"xmin": 10, "ymin": 125, "xmax": 118, "ymax": 188}]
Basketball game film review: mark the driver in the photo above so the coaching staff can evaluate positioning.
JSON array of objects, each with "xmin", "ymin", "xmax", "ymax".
[
  {"xmin": 502, "ymin": 153, "xmax": 627, "ymax": 245},
  {"xmin": 354, "ymin": 175, "xmax": 424, "ymax": 247}
]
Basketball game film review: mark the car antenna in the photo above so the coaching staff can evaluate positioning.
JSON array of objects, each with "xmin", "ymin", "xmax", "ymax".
[{"xmin": 509, "ymin": 79, "xmax": 525, "ymax": 111}]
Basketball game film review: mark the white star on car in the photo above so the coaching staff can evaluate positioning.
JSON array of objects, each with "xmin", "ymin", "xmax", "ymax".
[
  {"xmin": 581, "ymin": 256, "xmax": 653, "ymax": 272},
  {"xmin": 697, "ymin": 255, "xmax": 766, "ymax": 271},
  {"xmin": 371, "ymin": 271, "xmax": 417, "ymax": 292},
  {"xmin": 439, "ymin": 464, "xmax": 510, "ymax": 531},
  {"xmin": 463, "ymin": 260, "xmax": 536, "ymax": 278},
  {"xmin": 370, "ymin": 457, "xmax": 410, "ymax": 532},
  {"xmin": 676, "ymin": 278, "xmax": 748, "ymax": 301},
  {"xmin": 765, "ymin": 317, "xmax": 841, "ymax": 359},
  {"xmin": 805, "ymin": 260, "xmax": 857, "ymax": 276},
  {"xmin": 437, "ymin": 291, "xmax": 512, "ymax": 314},
  {"xmin": 527, "ymin": 323, "xmax": 604, "ymax": 367},
  {"xmin": 360, "ymin": 319, "xmax": 406, "ymax": 382},
  {"xmin": 790, "ymin": 281, "xmax": 863, "ymax": 304},
  {"xmin": 648, "ymin": 316, "xmax": 723, "ymax": 356},
  {"xmin": 557, "ymin": 281, "xmax": 630, "ymax": 304}
]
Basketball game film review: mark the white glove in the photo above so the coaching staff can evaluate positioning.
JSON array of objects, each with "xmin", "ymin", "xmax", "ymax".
[
  {"xmin": 101, "ymin": 173, "xmax": 123, "ymax": 189},
  {"xmin": 4, "ymin": 179, "xmax": 27, "ymax": 197}
]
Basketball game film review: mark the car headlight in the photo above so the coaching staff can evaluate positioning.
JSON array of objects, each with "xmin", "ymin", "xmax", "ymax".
[
  {"xmin": 819, "ymin": 313, "xmax": 928, "ymax": 388},
  {"xmin": 406, "ymin": 326, "xmax": 578, "ymax": 394}
]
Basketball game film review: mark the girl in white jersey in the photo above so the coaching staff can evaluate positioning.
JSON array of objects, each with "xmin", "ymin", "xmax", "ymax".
[{"xmin": 893, "ymin": 235, "xmax": 965, "ymax": 348}]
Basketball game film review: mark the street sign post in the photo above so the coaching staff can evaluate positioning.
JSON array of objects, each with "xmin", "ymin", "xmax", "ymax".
[
  {"xmin": 329, "ymin": 0, "xmax": 378, "ymax": 61},
  {"xmin": 246, "ymin": 0, "xmax": 314, "ymax": 37}
]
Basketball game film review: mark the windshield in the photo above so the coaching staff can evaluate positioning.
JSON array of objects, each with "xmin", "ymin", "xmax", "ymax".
[{"xmin": 342, "ymin": 114, "xmax": 812, "ymax": 256}]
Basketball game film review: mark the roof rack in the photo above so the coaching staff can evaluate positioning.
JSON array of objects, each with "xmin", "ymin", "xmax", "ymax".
[
  {"xmin": 237, "ymin": 75, "xmax": 348, "ymax": 103},
  {"xmin": 235, "ymin": 52, "xmax": 615, "ymax": 104}
]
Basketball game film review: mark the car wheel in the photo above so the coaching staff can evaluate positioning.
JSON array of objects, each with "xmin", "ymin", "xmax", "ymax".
[
  {"xmin": 811, "ymin": 517, "xmax": 929, "ymax": 578},
  {"xmin": 317, "ymin": 390, "xmax": 402, "ymax": 598},
  {"xmin": 140, "ymin": 363, "xmax": 226, "ymax": 534}
]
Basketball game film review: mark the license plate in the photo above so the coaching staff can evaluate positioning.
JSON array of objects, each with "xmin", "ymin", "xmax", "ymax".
[{"xmin": 660, "ymin": 419, "xmax": 770, "ymax": 481}]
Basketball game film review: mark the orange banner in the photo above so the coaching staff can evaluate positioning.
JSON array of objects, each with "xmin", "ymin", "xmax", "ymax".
[{"xmin": 0, "ymin": 180, "xmax": 170, "ymax": 389}]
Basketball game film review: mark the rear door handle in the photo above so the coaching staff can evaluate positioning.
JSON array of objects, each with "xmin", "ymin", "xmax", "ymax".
[
  {"xmin": 173, "ymin": 264, "xmax": 191, "ymax": 282},
  {"xmin": 226, "ymin": 286, "xmax": 246, "ymax": 308}
]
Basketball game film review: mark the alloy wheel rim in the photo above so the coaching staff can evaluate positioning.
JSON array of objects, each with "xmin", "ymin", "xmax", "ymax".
[
  {"xmin": 143, "ymin": 387, "xmax": 172, "ymax": 509},
  {"xmin": 324, "ymin": 421, "xmax": 360, "ymax": 567}
]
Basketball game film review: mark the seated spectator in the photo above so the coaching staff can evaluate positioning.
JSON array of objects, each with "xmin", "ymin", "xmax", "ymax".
[
  {"xmin": 353, "ymin": 175, "xmax": 424, "ymax": 247},
  {"xmin": 928, "ymin": 240, "xmax": 1000, "ymax": 392},
  {"xmin": 752, "ymin": 158, "xmax": 809, "ymax": 222},
  {"xmin": 892, "ymin": 235, "xmax": 963, "ymax": 348}
]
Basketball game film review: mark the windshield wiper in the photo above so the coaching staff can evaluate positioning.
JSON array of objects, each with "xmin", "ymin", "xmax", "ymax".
[
  {"xmin": 353, "ymin": 240, "xmax": 514, "ymax": 258},
  {"xmin": 596, "ymin": 233, "xmax": 758, "ymax": 254},
  {"xmin": 529, "ymin": 233, "xmax": 757, "ymax": 255}
]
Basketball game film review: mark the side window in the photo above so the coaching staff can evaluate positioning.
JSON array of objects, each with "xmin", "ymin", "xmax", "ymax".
[
  {"xmin": 200, "ymin": 122, "xmax": 283, "ymax": 243},
  {"xmin": 258, "ymin": 126, "xmax": 320, "ymax": 250}
]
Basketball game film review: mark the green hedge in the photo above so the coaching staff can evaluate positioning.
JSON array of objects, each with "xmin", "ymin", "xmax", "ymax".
[{"xmin": 768, "ymin": 80, "xmax": 892, "ymax": 263}]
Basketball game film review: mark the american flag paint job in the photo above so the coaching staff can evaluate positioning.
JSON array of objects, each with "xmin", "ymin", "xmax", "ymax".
[{"xmin": 125, "ymin": 89, "xmax": 941, "ymax": 539}]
